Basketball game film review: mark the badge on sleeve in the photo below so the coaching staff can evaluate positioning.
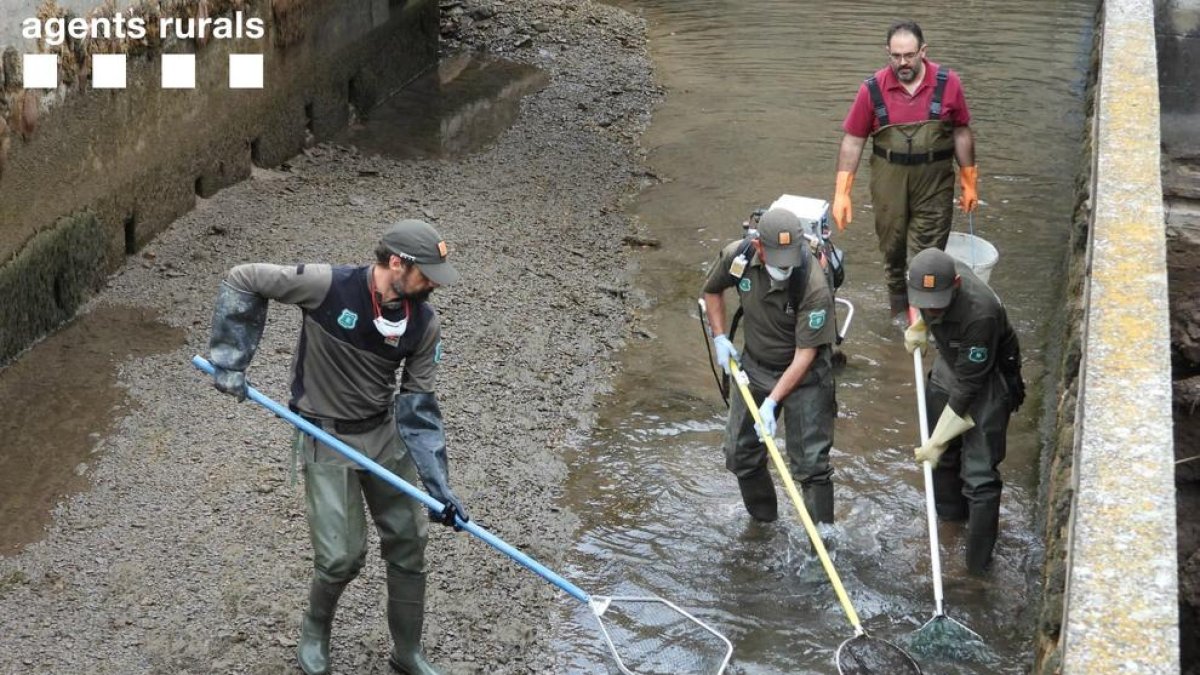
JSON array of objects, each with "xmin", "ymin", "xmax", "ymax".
[
  {"xmin": 809, "ymin": 309, "xmax": 827, "ymax": 329},
  {"xmin": 738, "ymin": 278, "xmax": 752, "ymax": 292},
  {"xmin": 968, "ymin": 346, "xmax": 988, "ymax": 363},
  {"xmin": 434, "ymin": 341, "xmax": 444, "ymax": 364},
  {"xmin": 337, "ymin": 309, "xmax": 358, "ymax": 330}
]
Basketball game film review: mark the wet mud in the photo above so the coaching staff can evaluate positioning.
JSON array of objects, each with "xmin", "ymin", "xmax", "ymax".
[{"xmin": 0, "ymin": 1, "xmax": 657, "ymax": 672}]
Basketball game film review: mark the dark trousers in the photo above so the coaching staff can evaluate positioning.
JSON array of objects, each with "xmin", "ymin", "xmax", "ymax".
[
  {"xmin": 869, "ymin": 155, "xmax": 956, "ymax": 296},
  {"xmin": 297, "ymin": 421, "xmax": 429, "ymax": 584},
  {"xmin": 724, "ymin": 351, "xmax": 836, "ymax": 486}
]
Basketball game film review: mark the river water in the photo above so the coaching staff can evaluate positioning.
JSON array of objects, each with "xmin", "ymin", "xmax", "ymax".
[{"xmin": 554, "ymin": 2, "xmax": 1094, "ymax": 673}]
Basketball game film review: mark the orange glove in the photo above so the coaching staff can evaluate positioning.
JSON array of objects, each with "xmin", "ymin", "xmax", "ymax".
[
  {"xmin": 958, "ymin": 165, "xmax": 979, "ymax": 213},
  {"xmin": 832, "ymin": 171, "xmax": 854, "ymax": 230}
]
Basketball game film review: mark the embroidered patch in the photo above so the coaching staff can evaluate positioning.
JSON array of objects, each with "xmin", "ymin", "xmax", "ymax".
[
  {"xmin": 434, "ymin": 341, "xmax": 444, "ymax": 364},
  {"xmin": 337, "ymin": 309, "xmax": 358, "ymax": 330},
  {"xmin": 809, "ymin": 309, "xmax": 827, "ymax": 329},
  {"xmin": 923, "ymin": 274, "xmax": 937, "ymax": 289},
  {"xmin": 968, "ymin": 346, "xmax": 988, "ymax": 363},
  {"xmin": 778, "ymin": 232, "xmax": 791, "ymax": 246},
  {"xmin": 738, "ymin": 278, "xmax": 751, "ymax": 292},
  {"xmin": 437, "ymin": 241, "xmax": 448, "ymax": 258}
]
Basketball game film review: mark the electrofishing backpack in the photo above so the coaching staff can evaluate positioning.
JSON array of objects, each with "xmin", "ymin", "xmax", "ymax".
[{"xmin": 727, "ymin": 200, "xmax": 846, "ymax": 345}]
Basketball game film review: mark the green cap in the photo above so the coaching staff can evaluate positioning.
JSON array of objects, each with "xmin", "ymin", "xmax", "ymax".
[
  {"xmin": 755, "ymin": 208, "xmax": 806, "ymax": 268},
  {"xmin": 907, "ymin": 248, "xmax": 958, "ymax": 308},
  {"xmin": 381, "ymin": 219, "xmax": 460, "ymax": 286}
]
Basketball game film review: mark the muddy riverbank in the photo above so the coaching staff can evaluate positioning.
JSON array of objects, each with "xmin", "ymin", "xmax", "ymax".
[{"xmin": 0, "ymin": 1, "xmax": 659, "ymax": 672}]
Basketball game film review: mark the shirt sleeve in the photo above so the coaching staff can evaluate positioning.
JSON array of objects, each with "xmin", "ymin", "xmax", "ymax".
[
  {"xmin": 793, "ymin": 263, "xmax": 838, "ymax": 349},
  {"xmin": 225, "ymin": 263, "xmax": 330, "ymax": 310},
  {"xmin": 947, "ymin": 315, "xmax": 1000, "ymax": 416},
  {"xmin": 944, "ymin": 70, "xmax": 971, "ymax": 127},
  {"xmin": 701, "ymin": 242, "xmax": 743, "ymax": 295},
  {"xmin": 841, "ymin": 83, "xmax": 875, "ymax": 137},
  {"xmin": 399, "ymin": 311, "xmax": 441, "ymax": 394}
]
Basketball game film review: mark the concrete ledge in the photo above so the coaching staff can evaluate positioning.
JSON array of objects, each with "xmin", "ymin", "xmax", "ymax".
[{"xmin": 1061, "ymin": 0, "xmax": 1179, "ymax": 671}]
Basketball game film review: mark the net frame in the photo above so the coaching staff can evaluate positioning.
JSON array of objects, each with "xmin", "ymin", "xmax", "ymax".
[
  {"xmin": 836, "ymin": 633, "xmax": 924, "ymax": 675},
  {"xmin": 590, "ymin": 595, "xmax": 733, "ymax": 675}
]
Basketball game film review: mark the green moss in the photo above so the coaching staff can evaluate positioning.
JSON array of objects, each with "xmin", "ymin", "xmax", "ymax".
[{"xmin": 0, "ymin": 212, "xmax": 113, "ymax": 366}]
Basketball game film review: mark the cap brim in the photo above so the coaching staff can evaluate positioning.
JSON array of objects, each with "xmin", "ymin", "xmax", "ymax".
[
  {"xmin": 762, "ymin": 246, "xmax": 805, "ymax": 269},
  {"xmin": 908, "ymin": 287, "xmax": 954, "ymax": 309},
  {"xmin": 419, "ymin": 261, "xmax": 460, "ymax": 286}
]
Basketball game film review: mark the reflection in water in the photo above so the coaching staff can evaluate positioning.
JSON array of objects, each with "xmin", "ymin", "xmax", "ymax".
[
  {"xmin": 336, "ymin": 54, "xmax": 550, "ymax": 159},
  {"xmin": 559, "ymin": 1, "xmax": 1093, "ymax": 673},
  {"xmin": 0, "ymin": 305, "xmax": 184, "ymax": 554}
]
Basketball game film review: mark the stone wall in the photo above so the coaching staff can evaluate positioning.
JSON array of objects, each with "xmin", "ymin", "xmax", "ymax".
[
  {"xmin": 0, "ymin": 0, "xmax": 438, "ymax": 365},
  {"xmin": 1034, "ymin": 0, "xmax": 1180, "ymax": 672}
]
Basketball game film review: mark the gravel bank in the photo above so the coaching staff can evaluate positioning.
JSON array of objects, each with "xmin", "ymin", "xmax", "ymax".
[{"xmin": 0, "ymin": 1, "xmax": 660, "ymax": 672}]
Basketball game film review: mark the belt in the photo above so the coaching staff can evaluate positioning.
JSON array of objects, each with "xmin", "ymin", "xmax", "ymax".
[
  {"xmin": 293, "ymin": 407, "xmax": 390, "ymax": 435},
  {"xmin": 873, "ymin": 145, "xmax": 954, "ymax": 165}
]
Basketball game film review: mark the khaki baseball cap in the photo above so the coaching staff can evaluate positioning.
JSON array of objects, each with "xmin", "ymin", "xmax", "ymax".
[
  {"xmin": 381, "ymin": 219, "xmax": 460, "ymax": 286},
  {"xmin": 907, "ymin": 248, "xmax": 958, "ymax": 308},
  {"xmin": 755, "ymin": 208, "xmax": 806, "ymax": 268}
]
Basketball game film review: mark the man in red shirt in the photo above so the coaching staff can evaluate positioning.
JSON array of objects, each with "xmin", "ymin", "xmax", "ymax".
[{"xmin": 831, "ymin": 20, "xmax": 978, "ymax": 318}]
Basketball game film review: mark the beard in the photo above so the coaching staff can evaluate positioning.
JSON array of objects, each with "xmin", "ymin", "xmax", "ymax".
[
  {"xmin": 895, "ymin": 65, "xmax": 916, "ymax": 82},
  {"xmin": 399, "ymin": 287, "xmax": 433, "ymax": 304}
]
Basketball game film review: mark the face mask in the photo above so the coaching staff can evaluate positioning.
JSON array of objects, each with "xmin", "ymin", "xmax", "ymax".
[
  {"xmin": 370, "ymin": 269, "xmax": 410, "ymax": 338},
  {"xmin": 374, "ymin": 314, "xmax": 408, "ymax": 338},
  {"xmin": 766, "ymin": 264, "xmax": 793, "ymax": 281}
]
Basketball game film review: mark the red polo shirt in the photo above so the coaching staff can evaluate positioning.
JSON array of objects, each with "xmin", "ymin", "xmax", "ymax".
[{"xmin": 841, "ymin": 60, "xmax": 970, "ymax": 137}]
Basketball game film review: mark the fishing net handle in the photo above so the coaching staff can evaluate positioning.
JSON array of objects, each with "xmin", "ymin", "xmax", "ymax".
[
  {"xmin": 909, "ymin": 313, "xmax": 946, "ymax": 616},
  {"xmin": 728, "ymin": 360, "xmax": 862, "ymax": 631}
]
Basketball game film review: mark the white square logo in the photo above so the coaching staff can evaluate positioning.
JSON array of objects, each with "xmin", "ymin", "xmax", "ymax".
[
  {"xmin": 161, "ymin": 54, "xmax": 196, "ymax": 89},
  {"xmin": 229, "ymin": 54, "xmax": 263, "ymax": 89},
  {"xmin": 23, "ymin": 54, "xmax": 58, "ymax": 89},
  {"xmin": 92, "ymin": 54, "xmax": 127, "ymax": 89}
]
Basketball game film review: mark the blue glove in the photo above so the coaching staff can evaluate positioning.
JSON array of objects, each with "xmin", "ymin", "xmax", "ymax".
[
  {"xmin": 713, "ymin": 334, "xmax": 739, "ymax": 374},
  {"xmin": 755, "ymin": 398, "xmax": 778, "ymax": 440}
]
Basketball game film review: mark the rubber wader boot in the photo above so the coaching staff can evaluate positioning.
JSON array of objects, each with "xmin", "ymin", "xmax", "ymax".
[
  {"xmin": 966, "ymin": 500, "xmax": 1000, "ymax": 575},
  {"xmin": 387, "ymin": 570, "xmax": 442, "ymax": 675},
  {"xmin": 932, "ymin": 471, "xmax": 968, "ymax": 522},
  {"xmin": 803, "ymin": 482, "xmax": 835, "ymax": 525},
  {"xmin": 297, "ymin": 577, "xmax": 348, "ymax": 675},
  {"xmin": 737, "ymin": 467, "xmax": 778, "ymax": 522}
]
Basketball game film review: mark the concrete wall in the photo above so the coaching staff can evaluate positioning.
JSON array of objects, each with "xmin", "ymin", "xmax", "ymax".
[
  {"xmin": 1034, "ymin": 0, "xmax": 1180, "ymax": 672},
  {"xmin": 0, "ymin": 0, "xmax": 438, "ymax": 365}
]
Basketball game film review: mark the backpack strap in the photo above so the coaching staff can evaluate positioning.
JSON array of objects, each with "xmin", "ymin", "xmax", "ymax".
[
  {"xmin": 866, "ymin": 76, "xmax": 889, "ymax": 128},
  {"xmin": 928, "ymin": 68, "xmax": 950, "ymax": 119}
]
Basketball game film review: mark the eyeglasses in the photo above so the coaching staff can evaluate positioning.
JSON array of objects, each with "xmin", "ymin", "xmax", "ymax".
[{"xmin": 888, "ymin": 49, "xmax": 923, "ymax": 63}]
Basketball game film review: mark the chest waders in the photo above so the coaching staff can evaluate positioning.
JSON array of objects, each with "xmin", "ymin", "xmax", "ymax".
[{"xmin": 866, "ymin": 70, "xmax": 957, "ymax": 305}]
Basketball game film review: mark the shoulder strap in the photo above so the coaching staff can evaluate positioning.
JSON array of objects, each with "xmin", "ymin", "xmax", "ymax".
[
  {"xmin": 866, "ymin": 76, "xmax": 889, "ymax": 128},
  {"xmin": 785, "ymin": 248, "xmax": 812, "ymax": 315},
  {"xmin": 929, "ymin": 68, "xmax": 950, "ymax": 119}
]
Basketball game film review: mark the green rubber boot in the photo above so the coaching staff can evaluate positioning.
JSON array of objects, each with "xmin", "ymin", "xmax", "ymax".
[
  {"xmin": 387, "ymin": 570, "xmax": 442, "ymax": 675},
  {"xmin": 737, "ymin": 467, "xmax": 778, "ymax": 522},
  {"xmin": 297, "ymin": 577, "xmax": 347, "ymax": 675},
  {"xmin": 803, "ymin": 482, "xmax": 835, "ymax": 525}
]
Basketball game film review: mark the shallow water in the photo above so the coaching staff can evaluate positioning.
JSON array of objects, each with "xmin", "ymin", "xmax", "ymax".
[{"xmin": 556, "ymin": 2, "xmax": 1094, "ymax": 672}]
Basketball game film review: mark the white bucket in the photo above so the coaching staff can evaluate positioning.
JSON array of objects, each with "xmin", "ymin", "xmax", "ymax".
[{"xmin": 944, "ymin": 232, "xmax": 999, "ymax": 284}]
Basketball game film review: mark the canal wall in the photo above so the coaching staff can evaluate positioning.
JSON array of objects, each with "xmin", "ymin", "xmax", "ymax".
[
  {"xmin": 1159, "ymin": 0, "xmax": 1200, "ymax": 670},
  {"xmin": 1033, "ymin": 0, "xmax": 1182, "ymax": 672},
  {"xmin": 0, "ymin": 0, "xmax": 438, "ymax": 366}
]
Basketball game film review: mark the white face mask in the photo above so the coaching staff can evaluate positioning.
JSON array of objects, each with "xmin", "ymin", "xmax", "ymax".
[
  {"xmin": 374, "ymin": 315, "xmax": 408, "ymax": 338},
  {"xmin": 766, "ymin": 264, "xmax": 793, "ymax": 281}
]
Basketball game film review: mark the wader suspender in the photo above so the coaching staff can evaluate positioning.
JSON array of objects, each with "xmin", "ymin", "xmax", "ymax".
[
  {"xmin": 727, "ymin": 239, "xmax": 811, "ymax": 348},
  {"xmin": 866, "ymin": 68, "xmax": 951, "ymax": 157}
]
